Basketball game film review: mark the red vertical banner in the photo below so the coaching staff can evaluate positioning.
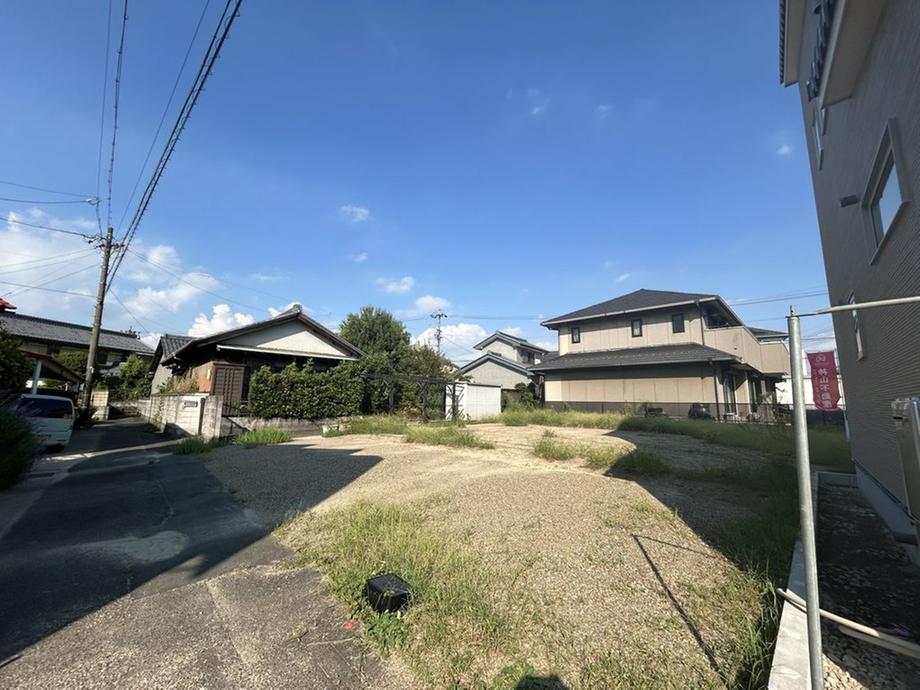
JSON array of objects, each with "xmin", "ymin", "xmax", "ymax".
[{"xmin": 806, "ymin": 351, "xmax": 840, "ymax": 411}]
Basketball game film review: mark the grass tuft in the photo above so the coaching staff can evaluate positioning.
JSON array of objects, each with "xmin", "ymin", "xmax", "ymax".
[
  {"xmin": 530, "ymin": 433, "xmax": 669, "ymax": 474},
  {"xmin": 236, "ymin": 428, "xmax": 291, "ymax": 448},
  {"xmin": 174, "ymin": 436, "xmax": 225, "ymax": 455},
  {"xmin": 404, "ymin": 425, "xmax": 495, "ymax": 449},
  {"xmin": 532, "ymin": 431, "xmax": 579, "ymax": 461},
  {"xmin": 288, "ymin": 500, "xmax": 532, "ymax": 687}
]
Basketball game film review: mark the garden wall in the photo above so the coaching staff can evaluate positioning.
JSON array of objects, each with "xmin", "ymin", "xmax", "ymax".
[{"xmin": 134, "ymin": 394, "xmax": 223, "ymax": 439}]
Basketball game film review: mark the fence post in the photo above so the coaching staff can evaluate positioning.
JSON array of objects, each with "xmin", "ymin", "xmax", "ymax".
[{"xmin": 788, "ymin": 307, "xmax": 824, "ymax": 690}]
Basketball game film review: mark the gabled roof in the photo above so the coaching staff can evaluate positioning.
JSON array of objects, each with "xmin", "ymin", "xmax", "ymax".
[
  {"xmin": 473, "ymin": 331, "xmax": 549, "ymax": 354},
  {"xmin": 0, "ymin": 311, "xmax": 153, "ymax": 355},
  {"xmin": 529, "ymin": 343, "xmax": 739, "ymax": 373},
  {"xmin": 163, "ymin": 304, "xmax": 363, "ymax": 365},
  {"xmin": 149, "ymin": 333, "xmax": 195, "ymax": 371},
  {"xmin": 456, "ymin": 352, "xmax": 534, "ymax": 378},
  {"xmin": 541, "ymin": 289, "xmax": 741, "ymax": 328}
]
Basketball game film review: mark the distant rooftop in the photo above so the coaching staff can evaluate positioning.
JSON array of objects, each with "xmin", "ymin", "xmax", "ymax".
[
  {"xmin": 0, "ymin": 311, "xmax": 153, "ymax": 355},
  {"xmin": 542, "ymin": 289, "xmax": 724, "ymax": 327},
  {"xmin": 473, "ymin": 330, "xmax": 549, "ymax": 354}
]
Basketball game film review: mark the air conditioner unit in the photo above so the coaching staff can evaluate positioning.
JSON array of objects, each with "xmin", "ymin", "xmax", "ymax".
[{"xmin": 892, "ymin": 397, "xmax": 920, "ymax": 523}]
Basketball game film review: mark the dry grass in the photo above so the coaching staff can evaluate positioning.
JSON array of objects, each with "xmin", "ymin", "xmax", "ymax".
[
  {"xmin": 404, "ymin": 425, "xmax": 495, "ymax": 449},
  {"xmin": 229, "ymin": 424, "xmax": 798, "ymax": 688}
]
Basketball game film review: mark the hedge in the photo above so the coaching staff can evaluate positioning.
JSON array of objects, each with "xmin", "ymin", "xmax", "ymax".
[
  {"xmin": 0, "ymin": 405, "xmax": 36, "ymax": 489},
  {"xmin": 247, "ymin": 361, "xmax": 364, "ymax": 419}
]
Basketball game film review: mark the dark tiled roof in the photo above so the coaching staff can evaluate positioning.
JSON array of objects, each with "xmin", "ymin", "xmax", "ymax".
[
  {"xmin": 0, "ymin": 312, "xmax": 153, "ymax": 354},
  {"xmin": 457, "ymin": 352, "xmax": 534, "ymax": 377},
  {"xmin": 474, "ymin": 331, "xmax": 549, "ymax": 354},
  {"xmin": 158, "ymin": 334, "xmax": 194, "ymax": 360},
  {"xmin": 542, "ymin": 289, "xmax": 718, "ymax": 326},
  {"xmin": 530, "ymin": 343, "xmax": 738, "ymax": 372}
]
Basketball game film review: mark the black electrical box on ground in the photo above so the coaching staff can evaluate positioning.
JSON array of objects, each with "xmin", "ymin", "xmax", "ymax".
[{"xmin": 365, "ymin": 573, "xmax": 411, "ymax": 613}]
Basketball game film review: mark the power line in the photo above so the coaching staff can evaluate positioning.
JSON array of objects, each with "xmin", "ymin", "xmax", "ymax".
[
  {"xmin": 108, "ymin": 289, "xmax": 152, "ymax": 335},
  {"xmin": 116, "ymin": 0, "xmax": 213, "ymax": 231},
  {"xmin": 1, "ymin": 263, "xmax": 98, "ymax": 298},
  {"xmin": 0, "ymin": 180, "xmax": 94, "ymax": 198},
  {"xmin": 0, "ymin": 195, "xmax": 97, "ymax": 206},
  {"xmin": 108, "ymin": 0, "xmax": 243, "ymax": 288},
  {"xmin": 0, "ymin": 280, "xmax": 94, "ymax": 298},
  {"xmin": 104, "ymin": 0, "xmax": 130, "ymax": 230},
  {"xmin": 0, "ymin": 249, "xmax": 98, "ymax": 274},
  {"xmin": 2, "ymin": 215, "xmax": 96, "ymax": 239}
]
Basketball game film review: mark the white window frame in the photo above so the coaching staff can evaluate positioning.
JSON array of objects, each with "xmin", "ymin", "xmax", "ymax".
[
  {"xmin": 570, "ymin": 326, "xmax": 580, "ymax": 344},
  {"xmin": 812, "ymin": 107, "xmax": 825, "ymax": 170},
  {"xmin": 631, "ymin": 318, "xmax": 642, "ymax": 338}
]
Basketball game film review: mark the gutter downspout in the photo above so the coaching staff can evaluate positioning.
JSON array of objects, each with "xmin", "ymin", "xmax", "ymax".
[{"xmin": 698, "ymin": 300, "xmax": 721, "ymax": 421}]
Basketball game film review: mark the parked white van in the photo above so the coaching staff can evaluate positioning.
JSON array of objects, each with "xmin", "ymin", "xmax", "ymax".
[{"xmin": 16, "ymin": 394, "xmax": 76, "ymax": 450}]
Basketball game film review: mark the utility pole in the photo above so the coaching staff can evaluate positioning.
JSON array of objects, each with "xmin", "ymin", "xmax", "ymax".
[
  {"xmin": 431, "ymin": 310, "xmax": 447, "ymax": 354},
  {"xmin": 81, "ymin": 227, "xmax": 115, "ymax": 420}
]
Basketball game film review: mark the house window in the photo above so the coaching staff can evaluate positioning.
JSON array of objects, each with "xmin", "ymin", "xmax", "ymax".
[
  {"xmin": 869, "ymin": 154, "xmax": 902, "ymax": 245},
  {"xmin": 849, "ymin": 293, "xmax": 864, "ymax": 359},
  {"xmin": 748, "ymin": 376, "xmax": 761, "ymax": 413},
  {"xmin": 812, "ymin": 108, "xmax": 824, "ymax": 169},
  {"xmin": 671, "ymin": 313, "xmax": 685, "ymax": 334},
  {"xmin": 631, "ymin": 319, "xmax": 642, "ymax": 337},
  {"xmin": 522, "ymin": 351, "xmax": 534, "ymax": 364},
  {"xmin": 571, "ymin": 327, "xmax": 581, "ymax": 344}
]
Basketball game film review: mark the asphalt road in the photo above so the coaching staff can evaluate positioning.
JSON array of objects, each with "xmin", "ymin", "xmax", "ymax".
[{"xmin": 0, "ymin": 419, "xmax": 387, "ymax": 689}]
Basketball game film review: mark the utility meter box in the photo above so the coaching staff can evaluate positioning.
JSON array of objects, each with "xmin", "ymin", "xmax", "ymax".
[{"xmin": 892, "ymin": 397, "xmax": 920, "ymax": 523}]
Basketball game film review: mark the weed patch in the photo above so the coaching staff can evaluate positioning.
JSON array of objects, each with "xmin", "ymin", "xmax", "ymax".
[
  {"xmin": 323, "ymin": 415, "xmax": 409, "ymax": 437},
  {"xmin": 532, "ymin": 431, "xmax": 579, "ymax": 461},
  {"xmin": 174, "ymin": 436, "xmax": 226, "ymax": 455},
  {"xmin": 235, "ymin": 428, "xmax": 291, "ymax": 448},
  {"xmin": 405, "ymin": 425, "xmax": 495, "ymax": 449},
  {"xmin": 288, "ymin": 501, "xmax": 535, "ymax": 687}
]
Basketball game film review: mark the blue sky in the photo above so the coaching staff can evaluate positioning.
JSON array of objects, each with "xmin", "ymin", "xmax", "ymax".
[{"xmin": 0, "ymin": 1, "xmax": 835, "ymax": 361}]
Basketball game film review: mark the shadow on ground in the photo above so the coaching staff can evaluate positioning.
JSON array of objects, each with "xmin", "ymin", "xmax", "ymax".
[
  {"xmin": 0, "ymin": 419, "xmax": 382, "ymax": 671},
  {"xmin": 603, "ymin": 429, "xmax": 798, "ymax": 687}
]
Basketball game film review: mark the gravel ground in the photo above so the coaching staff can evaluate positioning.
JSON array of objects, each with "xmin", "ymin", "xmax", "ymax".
[
  {"xmin": 818, "ymin": 482, "xmax": 920, "ymax": 689},
  {"xmin": 204, "ymin": 425, "xmax": 782, "ymax": 686}
]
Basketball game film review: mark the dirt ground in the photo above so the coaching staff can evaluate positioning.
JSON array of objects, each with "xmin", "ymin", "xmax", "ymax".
[{"xmin": 205, "ymin": 424, "xmax": 783, "ymax": 687}]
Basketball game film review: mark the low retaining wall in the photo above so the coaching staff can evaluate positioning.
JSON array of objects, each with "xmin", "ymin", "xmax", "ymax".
[
  {"xmin": 133, "ymin": 394, "xmax": 223, "ymax": 440},
  {"xmin": 221, "ymin": 415, "xmax": 334, "ymax": 437}
]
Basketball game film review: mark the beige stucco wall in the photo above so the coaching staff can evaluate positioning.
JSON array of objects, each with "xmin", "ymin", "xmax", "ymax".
[
  {"xmin": 226, "ymin": 320, "xmax": 351, "ymax": 359},
  {"xmin": 543, "ymin": 365, "xmax": 716, "ymax": 404},
  {"xmin": 463, "ymin": 359, "xmax": 531, "ymax": 390},
  {"xmin": 482, "ymin": 340, "xmax": 518, "ymax": 360}
]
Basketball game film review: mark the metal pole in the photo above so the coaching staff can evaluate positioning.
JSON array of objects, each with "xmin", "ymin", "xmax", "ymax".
[
  {"xmin": 788, "ymin": 307, "xmax": 824, "ymax": 689},
  {"xmin": 81, "ymin": 227, "xmax": 114, "ymax": 418}
]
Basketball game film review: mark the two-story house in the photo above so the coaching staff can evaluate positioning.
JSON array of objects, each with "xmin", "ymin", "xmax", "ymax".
[
  {"xmin": 532, "ymin": 289, "xmax": 790, "ymax": 420},
  {"xmin": 455, "ymin": 331, "xmax": 550, "ymax": 395}
]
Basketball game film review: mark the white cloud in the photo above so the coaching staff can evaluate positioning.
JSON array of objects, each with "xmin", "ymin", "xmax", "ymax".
[
  {"xmin": 376, "ymin": 275, "xmax": 415, "ymax": 294},
  {"xmin": 534, "ymin": 339, "xmax": 556, "ymax": 352},
  {"xmin": 414, "ymin": 295, "xmax": 449, "ymax": 312},
  {"xmin": 267, "ymin": 301, "xmax": 307, "ymax": 317},
  {"xmin": 188, "ymin": 304, "xmax": 255, "ymax": 337},
  {"xmin": 339, "ymin": 204, "xmax": 370, "ymax": 223},
  {"xmin": 615, "ymin": 272, "xmax": 631, "ymax": 284},
  {"xmin": 775, "ymin": 143, "xmax": 793, "ymax": 157},
  {"xmin": 248, "ymin": 271, "xmax": 285, "ymax": 282},
  {"xmin": 526, "ymin": 88, "xmax": 549, "ymax": 116},
  {"xmin": 124, "ymin": 272, "xmax": 221, "ymax": 318},
  {"xmin": 596, "ymin": 104, "xmax": 611, "ymax": 120},
  {"xmin": 502, "ymin": 326, "xmax": 524, "ymax": 338},
  {"xmin": 413, "ymin": 322, "xmax": 487, "ymax": 364},
  {"xmin": 348, "ymin": 252, "xmax": 368, "ymax": 263},
  {"xmin": 125, "ymin": 244, "xmax": 182, "ymax": 283},
  {"xmin": 140, "ymin": 332, "xmax": 161, "ymax": 350}
]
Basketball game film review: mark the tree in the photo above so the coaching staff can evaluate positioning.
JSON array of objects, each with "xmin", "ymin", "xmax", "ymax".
[
  {"xmin": 53, "ymin": 350, "xmax": 88, "ymax": 377},
  {"xmin": 339, "ymin": 306, "xmax": 411, "ymax": 365},
  {"xmin": 0, "ymin": 327, "xmax": 30, "ymax": 395},
  {"xmin": 103, "ymin": 354, "xmax": 151, "ymax": 400},
  {"xmin": 399, "ymin": 344, "xmax": 454, "ymax": 417}
]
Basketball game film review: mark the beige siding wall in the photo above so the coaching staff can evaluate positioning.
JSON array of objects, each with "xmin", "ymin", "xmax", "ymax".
[
  {"xmin": 482, "ymin": 340, "xmax": 518, "ymax": 361},
  {"xmin": 226, "ymin": 320, "xmax": 351, "ymax": 358},
  {"xmin": 704, "ymin": 327, "xmax": 790, "ymax": 375},
  {"xmin": 543, "ymin": 365, "xmax": 718, "ymax": 404},
  {"xmin": 463, "ymin": 359, "xmax": 531, "ymax": 390}
]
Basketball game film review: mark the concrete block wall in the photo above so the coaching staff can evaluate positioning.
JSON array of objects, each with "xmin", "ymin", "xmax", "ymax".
[{"xmin": 132, "ymin": 394, "xmax": 223, "ymax": 440}]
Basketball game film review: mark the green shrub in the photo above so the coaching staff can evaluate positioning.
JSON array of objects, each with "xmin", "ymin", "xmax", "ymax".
[
  {"xmin": 247, "ymin": 361, "xmax": 364, "ymax": 419},
  {"xmin": 236, "ymin": 428, "xmax": 291, "ymax": 448},
  {"xmin": 0, "ymin": 405, "xmax": 36, "ymax": 489},
  {"xmin": 404, "ymin": 425, "xmax": 495, "ymax": 449}
]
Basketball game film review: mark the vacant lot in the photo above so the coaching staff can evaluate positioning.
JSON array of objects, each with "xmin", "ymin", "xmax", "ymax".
[{"xmin": 206, "ymin": 423, "xmax": 800, "ymax": 689}]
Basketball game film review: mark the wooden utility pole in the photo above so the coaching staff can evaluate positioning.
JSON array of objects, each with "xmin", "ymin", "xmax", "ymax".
[
  {"xmin": 81, "ymin": 226, "xmax": 115, "ymax": 418},
  {"xmin": 431, "ymin": 310, "xmax": 447, "ymax": 353}
]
